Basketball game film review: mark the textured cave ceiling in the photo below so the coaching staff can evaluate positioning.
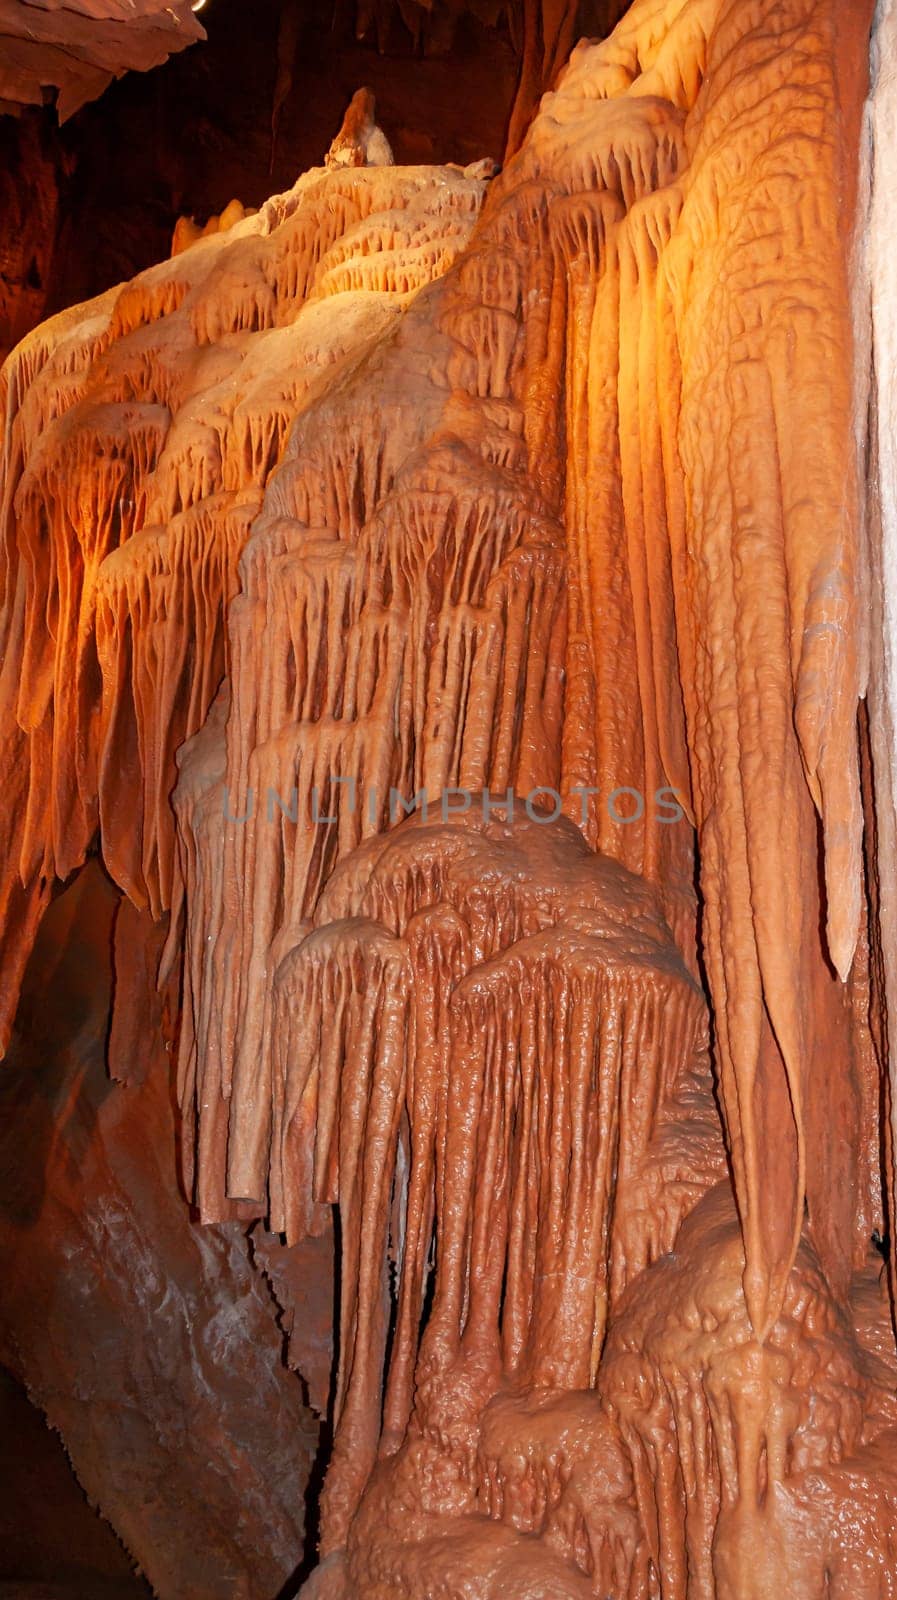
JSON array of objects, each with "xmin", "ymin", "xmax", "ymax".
[{"xmin": 0, "ymin": 0, "xmax": 206, "ymax": 119}]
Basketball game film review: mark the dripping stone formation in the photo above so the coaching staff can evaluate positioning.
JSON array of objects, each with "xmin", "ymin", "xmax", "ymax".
[{"xmin": 3, "ymin": 0, "xmax": 897, "ymax": 1595}]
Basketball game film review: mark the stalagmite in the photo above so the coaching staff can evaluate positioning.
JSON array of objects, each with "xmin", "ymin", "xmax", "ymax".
[
  {"xmin": 269, "ymin": 805, "xmax": 722, "ymax": 1568},
  {"xmin": 326, "ymin": 88, "xmax": 395, "ymax": 170},
  {"xmin": 1, "ymin": 0, "xmax": 896, "ymax": 1592}
]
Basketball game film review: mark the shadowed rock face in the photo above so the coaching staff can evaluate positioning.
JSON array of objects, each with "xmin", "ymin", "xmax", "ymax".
[
  {"xmin": 0, "ymin": 0, "xmax": 896, "ymax": 1594},
  {"xmin": 0, "ymin": 0, "xmax": 205, "ymax": 121},
  {"xmin": 0, "ymin": 861, "xmax": 319, "ymax": 1599},
  {"xmin": 0, "ymin": 1365, "xmax": 152, "ymax": 1597}
]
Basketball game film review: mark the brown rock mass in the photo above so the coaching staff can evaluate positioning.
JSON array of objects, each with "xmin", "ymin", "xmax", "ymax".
[
  {"xmin": 0, "ymin": 0, "xmax": 204, "ymax": 120},
  {"xmin": 1, "ymin": 0, "xmax": 895, "ymax": 1594}
]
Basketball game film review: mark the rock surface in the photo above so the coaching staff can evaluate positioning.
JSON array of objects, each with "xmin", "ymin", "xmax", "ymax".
[
  {"xmin": 0, "ymin": 861, "xmax": 318, "ymax": 1598},
  {"xmin": 0, "ymin": 0, "xmax": 204, "ymax": 120},
  {"xmin": 0, "ymin": 0, "xmax": 895, "ymax": 1594}
]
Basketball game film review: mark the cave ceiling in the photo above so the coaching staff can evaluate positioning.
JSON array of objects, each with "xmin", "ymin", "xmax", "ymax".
[{"xmin": 0, "ymin": 0, "xmax": 206, "ymax": 120}]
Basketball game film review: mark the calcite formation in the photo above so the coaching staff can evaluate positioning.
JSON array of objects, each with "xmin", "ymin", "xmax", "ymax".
[
  {"xmin": 325, "ymin": 88, "xmax": 395, "ymax": 170},
  {"xmin": 0, "ymin": 0, "xmax": 895, "ymax": 1595},
  {"xmin": 275, "ymin": 806, "xmax": 723, "ymax": 1573},
  {"xmin": 171, "ymin": 198, "xmax": 257, "ymax": 260}
]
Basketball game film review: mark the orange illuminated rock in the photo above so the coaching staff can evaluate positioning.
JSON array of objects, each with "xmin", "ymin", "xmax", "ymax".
[
  {"xmin": 0, "ymin": 862, "xmax": 319, "ymax": 1598},
  {"xmin": 171, "ymin": 199, "xmax": 257, "ymax": 258},
  {"xmin": 0, "ymin": 0, "xmax": 894, "ymax": 1593},
  {"xmin": 325, "ymin": 88, "xmax": 395, "ymax": 170},
  {"xmin": 270, "ymin": 804, "xmax": 722, "ymax": 1562},
  {"xmin": 0, "ymin": 156, "xmax": 490, "ymax": 1047}
]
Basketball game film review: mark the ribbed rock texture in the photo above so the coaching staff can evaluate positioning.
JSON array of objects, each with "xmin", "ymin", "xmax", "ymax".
[{"xmin": 0, "ymin": 0, "xmax": 895, "ymax": 1596}]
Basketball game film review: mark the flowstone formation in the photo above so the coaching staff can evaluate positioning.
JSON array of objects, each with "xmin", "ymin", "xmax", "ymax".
[
  {"xmin": 0, "ymin": 150, "xmax": 490, "ymax": 1589},
  {"xmin": 277, "ymin": 804, "xmax": 724, "ymax": 1592},
  {"xmin": 0, "ymin": 0, "xmax": 895, "ymax": 1596}
]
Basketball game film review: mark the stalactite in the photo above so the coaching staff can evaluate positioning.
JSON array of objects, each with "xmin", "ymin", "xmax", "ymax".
[
  {"xmin": 0, "ymin": 159, "xmax": 488, "ymax": 1050},
  {"xmin": 0, "ymin": 0, "xmax": 891, "ymax": 1591},
  {"xmin": 662, "ymin": 0, "xmax": 872, "ymax": 1334},
  {"xmin": 268, "ymin": 806, "xmax": 720, "ymax": 1566}
]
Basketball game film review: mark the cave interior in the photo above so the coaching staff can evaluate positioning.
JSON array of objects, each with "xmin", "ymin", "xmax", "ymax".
[{"xmin": 2, "ymin": 1, "xmax": 897, "ymax": 1597}]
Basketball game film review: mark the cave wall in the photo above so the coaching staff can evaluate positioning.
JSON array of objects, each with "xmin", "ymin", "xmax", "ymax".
[
  {"xmin": 0, "ymin": 0, "xmax": 896, "ymax": 1596},
  {"xmin": 0, "ymin": 861, "xmax": 320, "ymax": 1599},
  {"xmin": 867, "ymin": 0, "xmax": 897, "ymax": 1332},
  {"xmin": 0, "ymin": 0, "xmax": 205, "ymax": 121}
]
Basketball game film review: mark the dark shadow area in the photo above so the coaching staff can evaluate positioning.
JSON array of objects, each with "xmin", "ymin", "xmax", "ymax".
[
  {"xmin": 0, "ymin": 1366, "xmax": 151, "ymax": 1598},
  {"xmin": 0, "ymin": 860, "xmax": 319, "ymax": 1596}
]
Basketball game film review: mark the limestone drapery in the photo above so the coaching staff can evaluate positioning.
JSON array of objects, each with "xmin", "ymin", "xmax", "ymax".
[{"xmin": 0, "ymin": 0, "xmax": 891, "ymax": 1593}]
